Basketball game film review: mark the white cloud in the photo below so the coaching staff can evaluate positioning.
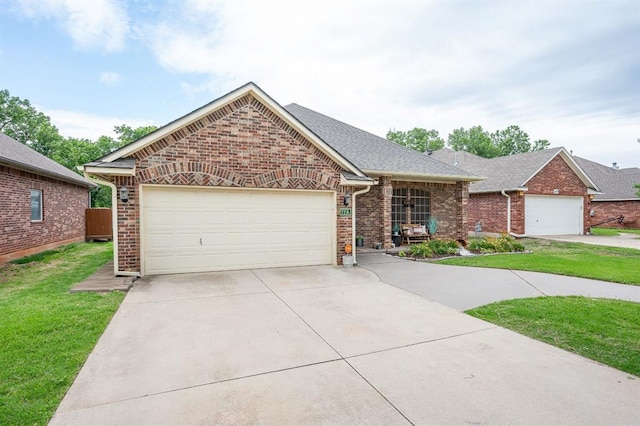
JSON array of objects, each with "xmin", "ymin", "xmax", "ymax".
[
  {"xmin": 12, "ymin": 0, "xmax": 129, "ymax": 52},
  {"xmin": 43, "ymin": 108, "xmax": 155, "ymax": 140},
  {"xmin": 99, "ymin": 71, "xmax": 121, "ymax": 85}
]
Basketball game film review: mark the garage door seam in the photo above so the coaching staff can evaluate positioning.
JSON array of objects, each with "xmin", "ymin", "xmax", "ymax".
[{"xmin": 251, "ymin": 270, "xmax": 415, "ymax": 425}]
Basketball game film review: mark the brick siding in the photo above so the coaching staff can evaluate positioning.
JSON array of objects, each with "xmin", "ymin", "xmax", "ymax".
[
  {"xmin": 0, "ymin": 165, "xmax": 88, "ymax": 263},
  {"xmin": 591, "ymin": 200, "xmax": 640, "ymax": 229},
  {"xmin": 103, "ymin": 94, "xmax": 351, "ymax": 273},
  {"xmin": 356, "ymin": 179, "xmax": 468, "ymax": 246}
]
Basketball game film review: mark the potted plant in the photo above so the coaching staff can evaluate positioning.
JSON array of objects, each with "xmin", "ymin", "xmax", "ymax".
[{"xmin": 356, "ymin": 235, "xmax": 364, "ymax": 247}]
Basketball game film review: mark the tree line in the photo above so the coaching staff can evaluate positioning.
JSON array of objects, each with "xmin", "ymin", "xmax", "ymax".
[
  {"xmin": 387, "ymin": 125, "xmax": 550, "ymax": 158},
  {"xmin": 1, "ymin": 89, "xmax": 156, "ymax": 207}
]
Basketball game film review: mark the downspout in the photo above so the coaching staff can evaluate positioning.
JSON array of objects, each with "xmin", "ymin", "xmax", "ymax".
[
  {"xmin": 352, "ymin": 185, "xmax": 372, "ymax": 266},
  {"xmin": 83, "ymin": 172, "xmax": 139, "ymax": 277},
  {"xmin": 501, "ymin": 190, "xmax": 526, "ymax": 238},
  {"xmin": 501, "ymin": 190, "xmax": 512, "ymax": 235}
]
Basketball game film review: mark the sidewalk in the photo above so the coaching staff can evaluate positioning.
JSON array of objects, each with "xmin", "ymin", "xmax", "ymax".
[
  {"xmin": 358, "ymin": 253, "xmax": 640, "ymax": 311},
  {"xmin": 70, "ymin": 261, "xmax": 136, "ymax": 293}
]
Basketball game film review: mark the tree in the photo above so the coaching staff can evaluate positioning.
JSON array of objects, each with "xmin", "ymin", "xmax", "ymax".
[
  {"xmin": 447, "ymin": 126, "xmax": 500, "ymax": 158},
  {"xmin": 533, "ymin": 139, "xmax": 551, "ymax": 151},
  {"xmin": 114, "ymin": 124, "xmax": 158, "ymax": 144},
  {"xmin": 491, "ymin": 125, "xmax": 531, "ymax": 156},
  {"xmin": 387, "ymin": 127, "xmax": 445, "ymax": 152},
  {"xmin": 447, "ymin": 125, "xmax": 551, "ymax": 158},
  {"xmin": 0, "ymin": 89, "xmax": 62, "ymax": 155}
]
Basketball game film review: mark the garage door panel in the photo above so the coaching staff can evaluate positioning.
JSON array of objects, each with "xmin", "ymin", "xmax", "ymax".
[
  {"xmin": 525, "ymin": 195, "xmax": 583, "ymax": 235},
  {"xmin": 143, "ymin": 187, "xmax": 334, "ymax": 275}
]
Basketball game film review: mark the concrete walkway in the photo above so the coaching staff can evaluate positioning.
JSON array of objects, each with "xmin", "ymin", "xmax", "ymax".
[
  {"xmin": 51, "ymin": 265, "xmax": 640, "ymax": 425},
  {"xmin": 70, "ymin": 261, "xmax": 136, "ymax": 293},
  {"xmin": 358, "ymin": 253, "xmax": 640, "ymax": 311}
]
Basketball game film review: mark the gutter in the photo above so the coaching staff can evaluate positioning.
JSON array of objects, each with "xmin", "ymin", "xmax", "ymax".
[
  {"xmin": 83, "ymin": 171, "xmax": 140, "ymax": 278},
  {"xmin": 352, "ymin": 185, "xmax": 373, "ymax": 265}
]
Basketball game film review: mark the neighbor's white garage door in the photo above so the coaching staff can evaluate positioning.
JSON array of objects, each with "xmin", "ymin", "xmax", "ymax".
[
  {"xmin": 142, "ymin": 186, "xmax": 335, "ymax": 275},
  {"xmin": 525, "ymin": 195, "xmax": 583, "ymax": 235}
]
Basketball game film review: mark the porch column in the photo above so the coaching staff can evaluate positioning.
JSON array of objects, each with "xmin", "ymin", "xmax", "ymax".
[
  {"xmin": 455, "ymin": 181, "xmax": 469, "ymax": 240},
  {"xmin": 380, "ymin": 176, "xmax": 393, "ymax": 248}
]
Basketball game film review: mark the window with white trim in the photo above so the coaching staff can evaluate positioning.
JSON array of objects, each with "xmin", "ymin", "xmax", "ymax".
[{"xmin": 30, "ymin": 189, "xmax": 43, "ymax": 222}]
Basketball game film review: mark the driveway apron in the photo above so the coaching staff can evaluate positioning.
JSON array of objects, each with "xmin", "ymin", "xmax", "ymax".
[{"xmin": 50, "ymin": 265, "xmax": 640, "ymax": 425}]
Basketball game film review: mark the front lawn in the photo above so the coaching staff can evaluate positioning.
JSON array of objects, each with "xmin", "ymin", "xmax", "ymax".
[
  {"xmin": 0, "ymin": 242, "xmax": 124, "ymax": 425},
  {"xmin": 591, "ymin": 227, "xmax": 640, "ymax": 237},
  {"xmin": 467, "ymin": 297, "xmax": 640, "ymax": 377},
  {"xmin": 438, "ymin": 238, "xmax": 640, "ymax": 285}
]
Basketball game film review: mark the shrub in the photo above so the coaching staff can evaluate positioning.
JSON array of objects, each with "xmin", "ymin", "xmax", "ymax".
[
  {"xmin": 409, "ymin": 243, "xmax": 433, "ymax": 258},
  {"xmin": 427, "ymin": 238, "xmax": 459, "ymax": 255},
  {"xmin": 468, "ymin": 235, "xmax": 524, "ymax": 254}
]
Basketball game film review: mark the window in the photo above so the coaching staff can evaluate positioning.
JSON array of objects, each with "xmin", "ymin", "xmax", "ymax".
[
  {"xmin": 391, "ymin": 187, "xmax": 430, "ymax": 228},
  {"xmin": 30, "ymin": 190, "xmax": 43, "ymax": 221},
  {"xmin": 410, "ymin": 189, "xmax": 430, "ymax": 225}
]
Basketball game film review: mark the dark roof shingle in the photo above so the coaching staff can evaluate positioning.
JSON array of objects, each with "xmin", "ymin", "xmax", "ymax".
[
  {"xmin": 0, "ymin": 132, "xmax": 95, "ymax": 187},
  {"xmin": 574, "ymin": 157, "xmax": 640, "ymax": 201},
  {"xmin": 285, "ymin": 104, "xmax": 481, "ymax": 180}
]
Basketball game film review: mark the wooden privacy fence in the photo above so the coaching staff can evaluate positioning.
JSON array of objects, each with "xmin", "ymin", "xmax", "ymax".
[{"xmin": 86, "ymin": 208, "xmax": 112, "ymax": 241}]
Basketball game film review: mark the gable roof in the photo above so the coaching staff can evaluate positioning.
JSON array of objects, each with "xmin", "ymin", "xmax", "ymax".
[
  {"xmin": 88, "ymin": 83, "xmax": 481, "ymax": 183},
  {"xmin": 285, "ymin": 104, "xmax": 481, "ymax": 182},
  {"xmin": 93, "ymin": 82, "xmax": 365, "ymax": 179},
  {"xmin": 430, "ymin": 147, "xmax": 599, "ymax": 193},
  {"xmin": 574, "ymin": 156, "xmax": 640, "ymax": 201},
  {"xmin": 0, "ymin": 132, "xmax": 95, "ymax": 187}
]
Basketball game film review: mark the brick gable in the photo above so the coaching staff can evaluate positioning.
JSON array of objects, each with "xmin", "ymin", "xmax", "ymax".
[{"xmin": 109, "ymin": 94, "xmax": 350, "ymax": 273}]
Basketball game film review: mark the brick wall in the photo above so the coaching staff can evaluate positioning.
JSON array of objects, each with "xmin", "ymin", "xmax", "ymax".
[
  {"xmin": 0, "ymin": 165, "xmax": 88, "ymax": 263},
  {"xmin": 591, "ymin": 200, "xmax": 640, "ymax": 229},
  {"xmin": 468, "ymin": 192, "xmax": 508, "ymax": 234},
  {"xmin": 104, "ymin": 94, "xmax": 351, "ymax": 273},
  {"xmin": 356, "ymin": 179, "xmax": 467, "ymax": 246}
]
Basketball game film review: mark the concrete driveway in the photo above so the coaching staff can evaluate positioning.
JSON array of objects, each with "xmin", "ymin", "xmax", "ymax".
[{"xmin": 51, "ymin": 266, "xmax": 639, "ymax": 425}]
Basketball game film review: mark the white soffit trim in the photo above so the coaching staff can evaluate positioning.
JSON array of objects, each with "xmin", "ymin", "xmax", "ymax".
[
  {"xmin": 100, "ymin": 82, "xmax": 365, "ymax": 177},
  {"xmin": 84, "ymin": 166, "xmax": 135, "ymax": 176},
  {"xmin": 365, "ymin": 170, "xmax": 486, "ymax": 183}
]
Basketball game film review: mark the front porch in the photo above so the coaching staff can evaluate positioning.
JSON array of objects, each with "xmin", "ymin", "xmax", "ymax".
[{"xmin": 355, "ymin": 176, "xmax": 469, "ymax": 249}]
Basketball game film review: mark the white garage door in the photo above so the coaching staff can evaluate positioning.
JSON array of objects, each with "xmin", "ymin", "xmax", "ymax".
[
  {"xmin": 525, "ymin": 195, "xmax": 583, "ymax": 235},
  {"xmin": 142, "ymin": 186, "xmax": 335, "ymax": 275}
]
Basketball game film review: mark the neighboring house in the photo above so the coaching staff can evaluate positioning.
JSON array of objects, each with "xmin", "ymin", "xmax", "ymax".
[
  {"xmin": 573, "ymin": 157, "xmax": 640, "ymax": 229},
  {"xmin": 83, "ymin": 82, "xmax": 481, "ymax": 277},
  {"xmin": 429, "ymin": 147, "xmax": 600, "ymax": 236},
  {"xmin": 0, "ymin": 132, "xmax": 96, "ymax": 263}
]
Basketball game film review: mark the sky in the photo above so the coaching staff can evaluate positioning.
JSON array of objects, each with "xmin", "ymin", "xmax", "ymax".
[{"xmin": 1, "ymin": 0, "xmax": 639, "ymax": 168}]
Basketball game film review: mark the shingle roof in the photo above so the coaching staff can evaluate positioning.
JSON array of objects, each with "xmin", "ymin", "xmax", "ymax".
[
  {"xmin": 430, "ymin": 147, "xmax": 597, "ymax": 193},
  {"xmin": 574, "ymin": 156, "xmax": 640, "ymax": 201},
  {"xmin": 0, "ymin": 132, "xmax": 95, "ymax": 187},
  {"xmin": 284, "ymin": 104, "xmax": 481, "ymax": 181}
]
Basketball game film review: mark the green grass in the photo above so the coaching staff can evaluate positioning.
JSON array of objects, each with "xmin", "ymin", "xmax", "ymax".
[
  {"xmin": 0, "ymin": 242, "xmax": 124, "ymax": 425},
  {"xmin": 591, "ymin": 227, "xmax": 640, "ymax": 237},
  {"xmin": 438, "ymin": 238, "xmax": 640, "ymax": 285},
  {"xmin": 467, "ymin": 297, "xmax": 640, "ymax": 377}
]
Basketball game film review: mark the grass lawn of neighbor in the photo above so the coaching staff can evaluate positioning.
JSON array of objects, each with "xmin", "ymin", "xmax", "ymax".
[
  {"xmin": 438, "ymin": 238, "xmax": 640, "ymax": 285},
  {"xmin": 467, "ymin": 296, "xmax": 640, "ymax": 377},
  {"xmin": 591, "ymin": 227, "xmax": 640, "ymax": 237},
  {"xmin": 0, "ymin": 242, "xmax": 124, "ymax": 425}
]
